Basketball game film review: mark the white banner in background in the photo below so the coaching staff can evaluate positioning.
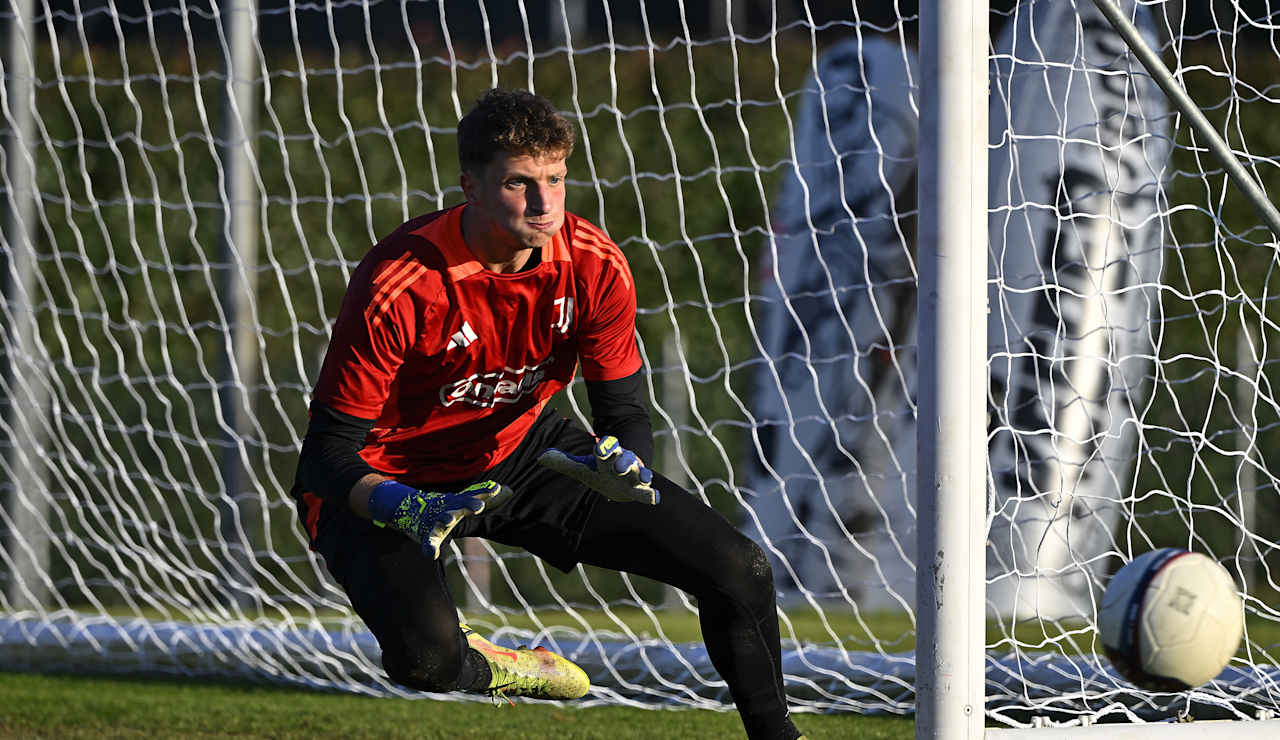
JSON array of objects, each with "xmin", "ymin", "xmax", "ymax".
[
  {"xmin": 747, "ymin": 35, "xmax": 920, "ymax": 611},
  {"xmin": 747, "ymin": 1, "xmax": 1171, "ymax": 617}
]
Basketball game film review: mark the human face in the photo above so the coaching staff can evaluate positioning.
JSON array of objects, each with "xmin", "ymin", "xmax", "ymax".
[{"xmin": 460, "ymin": 151, "xmax": 567, "ymax": 262}]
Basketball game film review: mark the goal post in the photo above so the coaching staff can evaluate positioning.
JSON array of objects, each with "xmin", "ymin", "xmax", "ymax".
[
  {"xmin": 915, "ymin": 0, "xmax": 987, "ymax": 737},
  {"xmin": 0, "ymin": 0, "xmax": 48, "ymax": 614},
  {"xmin": 0, "ymin": 0, "xmax": 1278, "ymax": 734}
]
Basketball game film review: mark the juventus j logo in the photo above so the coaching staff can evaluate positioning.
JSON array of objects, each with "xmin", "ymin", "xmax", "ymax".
[{"xmin": 552, "ymin": 297, "xmax": 574, "ymax": 334}]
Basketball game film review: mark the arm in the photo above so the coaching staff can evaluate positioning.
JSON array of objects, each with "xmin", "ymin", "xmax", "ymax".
[
  {"xmin": 538, "ymin": 218, "xmax": 656, "ymax": 503},
  {"xmin": 295, "ymin": 401, "xmax": 384, "ymax": 514},
  {"xmin": 585, "ymin": 369, "xmax": 654, "ymax": 465},
  {"xmin": 296, "ymin": 405, "xmax": 509, "ymax": 557},
  {"xmin": 539, "ymin": 370, "xmax": 658, "ymax": 506},
  {"xmin": 296, "ymin": 249, "xmax": 509, "ymax": 555}
]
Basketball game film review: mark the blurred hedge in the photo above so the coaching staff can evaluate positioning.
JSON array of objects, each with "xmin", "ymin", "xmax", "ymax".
[{"xmin": 5, "ymin": 26, "xmax": 1277, "ymax": 612}]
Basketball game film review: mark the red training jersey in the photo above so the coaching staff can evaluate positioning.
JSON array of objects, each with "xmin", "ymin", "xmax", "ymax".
[{"xmin": 311, "ymin": 204, "xmax": 642, "ymax": 483}]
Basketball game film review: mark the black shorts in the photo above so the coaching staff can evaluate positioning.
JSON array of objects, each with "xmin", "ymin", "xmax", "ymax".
[{"xmin": 305, "ymin": 406, "xmax": 601, "ymax": 575}]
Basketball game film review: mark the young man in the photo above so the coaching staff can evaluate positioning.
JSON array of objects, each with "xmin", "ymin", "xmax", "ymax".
[{"xmin": 291, "ymin": 88, "xmax": 804, "ymax": 740}]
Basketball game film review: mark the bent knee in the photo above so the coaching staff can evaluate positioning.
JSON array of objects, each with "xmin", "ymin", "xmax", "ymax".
[
  {"xmin": 742, "ymin": 540, "xmax": 775, "ymax": 595},
  {"xmin": 709, "ymin": 539, "xmax": 776, "ymax": 614}
]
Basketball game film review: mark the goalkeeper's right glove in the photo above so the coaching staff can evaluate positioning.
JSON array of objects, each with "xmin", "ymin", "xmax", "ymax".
[{"xmin": 368, "ymin": 479, "xmax": 512, "ymax": 559}]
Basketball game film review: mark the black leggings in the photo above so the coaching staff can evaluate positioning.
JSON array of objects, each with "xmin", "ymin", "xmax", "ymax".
[
  {"xmin": 307, "ymin": 416, "xmax": 797, "ymax": 740},
  {"xmin": 574, "ymin": 477, "xmax": 793, "ymax": 737}
]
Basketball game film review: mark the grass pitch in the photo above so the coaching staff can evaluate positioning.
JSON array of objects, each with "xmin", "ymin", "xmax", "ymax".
[{"xmin": 0, "ymin": 671, "xmax": 913, "ymax": 739}]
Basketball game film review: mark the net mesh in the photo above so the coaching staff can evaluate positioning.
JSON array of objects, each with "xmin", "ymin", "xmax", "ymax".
[{"xmin": 0, "ymin": 0, "xmax": 1277, "ymax": 726}]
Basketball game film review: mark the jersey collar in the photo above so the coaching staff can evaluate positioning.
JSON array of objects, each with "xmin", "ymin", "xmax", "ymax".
[{"xmin": 413, "ymin": 203, "xmax": 569, "ymax": 281}]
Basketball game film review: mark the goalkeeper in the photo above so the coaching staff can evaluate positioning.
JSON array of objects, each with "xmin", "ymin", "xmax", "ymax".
[{"xmin": 290, "ymin": 88, "xmax": 803, "ymax": 740}]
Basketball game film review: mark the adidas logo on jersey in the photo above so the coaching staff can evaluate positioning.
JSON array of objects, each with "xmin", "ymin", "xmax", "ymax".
[{"xmin": 447, "ymin": 321, "xmax": 478, "ymax": 351}]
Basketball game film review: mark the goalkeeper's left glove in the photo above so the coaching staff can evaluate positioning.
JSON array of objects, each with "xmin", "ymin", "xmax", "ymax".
[{"xmin": 537, "ymin": 436, "xmax": 658, "ymax": 505}]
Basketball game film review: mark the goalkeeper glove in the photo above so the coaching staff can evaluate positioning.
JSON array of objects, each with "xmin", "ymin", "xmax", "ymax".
[
  {"xmin": 538, "ymin": 436, "xmax": 658, "ymax": 505},
  {"xmin": 368, "ymin": 479, "xmax": 512, "ymax": 559}
]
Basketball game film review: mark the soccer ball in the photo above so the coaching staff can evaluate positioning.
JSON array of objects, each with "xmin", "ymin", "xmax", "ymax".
[{"xmin": 1098, "ymin": 548, "xmax": 1243, "ymax": 690}]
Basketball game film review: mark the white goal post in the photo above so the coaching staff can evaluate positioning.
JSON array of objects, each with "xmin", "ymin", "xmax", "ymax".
[
  {"xmin": 1, "ymin": 0, "xmax": 1278, "ymax": 735},
  {"xmin": 915, "ymin": 0, "xmax": 987, "ymax": 736},
  {"xmin": 923, "ymin": 0, "xmax": 1277, "ymax": 737}
]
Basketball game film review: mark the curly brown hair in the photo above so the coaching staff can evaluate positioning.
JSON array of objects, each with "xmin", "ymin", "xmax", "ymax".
[{"xmin": 457, "ymin": 88, "xmax": 576, "ymax": 173}]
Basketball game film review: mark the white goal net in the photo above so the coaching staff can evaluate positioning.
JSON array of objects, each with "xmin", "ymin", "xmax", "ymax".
[{"xmin": 1, "ymin": 0, "xmax": 1277, "ymax": 728}]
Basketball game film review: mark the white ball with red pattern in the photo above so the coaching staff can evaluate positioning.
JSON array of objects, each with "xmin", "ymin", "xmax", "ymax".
[{"xmin": 1098, "ymin": 548, "xmax": 1243, "ymax": 690}]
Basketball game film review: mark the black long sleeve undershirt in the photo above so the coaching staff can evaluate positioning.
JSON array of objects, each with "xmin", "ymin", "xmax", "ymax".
[
  {"xmin": 585, "ymin": 369, "xmax": 654, "ymax": 465},
  {"xmin": 294, "ymin": 403, "xmax": 378, "ymax": 503},
  {"xmin": 294, "ymin": 369, "xmax": 655, "ymax": 502}
]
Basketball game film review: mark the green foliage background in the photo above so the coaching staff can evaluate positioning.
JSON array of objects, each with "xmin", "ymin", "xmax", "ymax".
[
  {"xmin": 3, "ymin": 16, "xmax": 1276, "ymax": 640},
  {"xmin": 9, "ymin": 25, "xmax": 819, "ymax": 618}
]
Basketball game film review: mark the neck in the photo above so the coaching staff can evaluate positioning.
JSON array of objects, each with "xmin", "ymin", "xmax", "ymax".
[{"xmin": 483, "ymin": 248, "xmax": 534, "ymax": 274}]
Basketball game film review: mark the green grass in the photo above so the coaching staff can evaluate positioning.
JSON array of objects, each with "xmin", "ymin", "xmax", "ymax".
[
  {"xmin": 2, "ymin": 608, "xmax": 1273, "ymax": 738},
  {"xmin": 456, "ymin": 606, "xmax": 1280, "ymax": 658},
  {"xmin": 90, "ymin": 603, "xmax": 917, "ymax": 649},
  {"xmin": 456, "ymin": 605, "xmax": 918, "ymax": 650},
  {"xmin": 0, "ymin": 672, "xmax": 913, "ymax": 739},
  {"xmin": 46, "ymin": 603, "xmax": 1280, "ymax": 663}
]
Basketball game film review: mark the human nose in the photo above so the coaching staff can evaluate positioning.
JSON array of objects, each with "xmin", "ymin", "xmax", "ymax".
[{"xmin": 525, "ymin": 184, "xmax": 550, "ymax": 214}]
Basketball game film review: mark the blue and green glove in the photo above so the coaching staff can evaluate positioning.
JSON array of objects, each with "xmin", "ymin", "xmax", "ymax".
[
  {"xmin": 368, "ymin": 479, "xmax": 512, "ymax": 559},
  {"xmin": 538, "ymin": 436, "xmax": 658, "ymax": 505}
]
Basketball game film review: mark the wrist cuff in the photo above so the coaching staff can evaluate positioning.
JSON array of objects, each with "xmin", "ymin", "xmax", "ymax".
[{"xmin": 368, "ymin": 480, "xmax": 417, "ymax": 525}]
